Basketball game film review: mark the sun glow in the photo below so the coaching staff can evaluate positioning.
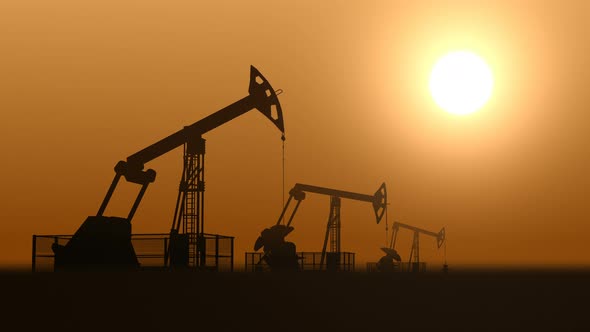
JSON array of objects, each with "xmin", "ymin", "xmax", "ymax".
[{"xmin": 429, "ymin": 51, "xmax": 494, "ymax": 115}]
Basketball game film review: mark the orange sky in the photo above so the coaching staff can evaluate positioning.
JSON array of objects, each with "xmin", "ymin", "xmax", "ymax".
[{"xmin": 1, "ymin": 1, "xmax": 589, "ymax": 267}]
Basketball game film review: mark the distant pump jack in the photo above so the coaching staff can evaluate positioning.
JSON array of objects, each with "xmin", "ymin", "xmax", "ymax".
[
  {"xmin": 378, "ymin": 221, "xmax": 446, "ymax": 273},
  {"xmin": 254, "ymin": 183, "xmax": 387, "ymax": 271}
]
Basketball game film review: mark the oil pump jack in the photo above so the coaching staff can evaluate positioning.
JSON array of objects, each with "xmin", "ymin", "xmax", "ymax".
[
  {"xmin": 52, "ymin": 66, "xmax": 285, "ymax": 269},
  {"xmin": 254, "ymin": 183, "xmax": 387, "ymax": 271},
  {"xmin": 378, "ymin": 221, "xmax": 445, "ymax": 272}
]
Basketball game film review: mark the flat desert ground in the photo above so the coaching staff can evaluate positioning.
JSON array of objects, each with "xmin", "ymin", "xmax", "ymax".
[{"xmin": 2, "ymin": 269, "xmax": 589, "ymax": 331}]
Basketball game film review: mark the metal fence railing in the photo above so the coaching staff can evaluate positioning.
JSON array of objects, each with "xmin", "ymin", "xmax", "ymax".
[
  {"xmin": 201, "ymin": 234, "xmax": 234, "ymax": 271},
  {"xmin": 32, "ymin": 233, "xmax": 233, "ymax": 272},
  {"xmin": 244, "ymin": 252, "xmax": 356, "ymax": 272},
  {"xmin": 366, "ymin": 261, "xmax": 427, "ymax": 272}
]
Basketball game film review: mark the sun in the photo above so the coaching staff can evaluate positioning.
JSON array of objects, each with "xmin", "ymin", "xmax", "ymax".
[{"xmin": 429, "ymin": 50, "xmax": 494, "ymax": 115}]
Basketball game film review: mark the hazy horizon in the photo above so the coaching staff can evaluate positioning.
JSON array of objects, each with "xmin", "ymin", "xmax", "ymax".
[{"xmin": 2, "ymin": 1, "xmax": 590, "ymax": 268}]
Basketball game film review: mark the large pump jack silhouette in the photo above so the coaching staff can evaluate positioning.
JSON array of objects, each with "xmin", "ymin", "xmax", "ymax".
[
  {"xmin": 52, "ymin": 66, "xmax": 285, "ymax": 269},
  {"xmin": 254, "ymin": 183, "xmax": 387, "ymax": 271}
]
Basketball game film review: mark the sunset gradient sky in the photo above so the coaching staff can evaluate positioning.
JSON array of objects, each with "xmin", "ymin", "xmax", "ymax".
[{"xmin": 1, "ymin": 1, "xmax": 589, "ymax": 267}]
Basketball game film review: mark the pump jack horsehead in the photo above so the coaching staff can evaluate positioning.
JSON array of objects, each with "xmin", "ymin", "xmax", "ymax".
[
  {"xmin": 52, "ymin": 66, "xmax": 285, "ymax": 269},
  {"xmin": 254, "ymin": 183, "xmax": 387, "ymax": 271}
]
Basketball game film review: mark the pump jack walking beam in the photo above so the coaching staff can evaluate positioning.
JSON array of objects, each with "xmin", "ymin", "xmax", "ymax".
[
  {"xmin": 97, "ymin": 66, "xmax": 285, "ymax": 223},
  {"xmin": 277, "ymin": 183, "xmax": 388, "ymax": 227}
]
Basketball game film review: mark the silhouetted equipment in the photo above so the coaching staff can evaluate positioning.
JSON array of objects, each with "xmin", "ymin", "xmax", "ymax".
[
  {"xmin": 52, "ymin": 66, "xmax": 285, "ymax": 270},
  {"xmin": 379, "ymin": 221, "xmax": 445, "ymax": 272},
  {"xmin": 374, "ymin": 247, "xmax": 402, "ymax": 273},
  {"xmin": 253, "ymin": 224, "xmax": 299, "ymax": 271},
  {"xmin": 254, "ymin": 183, "xmax": 387, "ymax": 271},
  {"xmin": 52, "ymin": 216, "xmax": 139, "ymax": 269}
]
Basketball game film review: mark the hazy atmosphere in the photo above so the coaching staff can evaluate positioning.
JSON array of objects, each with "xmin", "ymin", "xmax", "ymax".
[{"xmin": 1, "ymin": 1, "xmax": 589, "ymax": 268}]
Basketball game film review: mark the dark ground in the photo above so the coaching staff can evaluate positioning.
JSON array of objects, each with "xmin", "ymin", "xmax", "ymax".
[{"xmin": 2, "ymin": 269, "xmax": 589, "ymax": 331}]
